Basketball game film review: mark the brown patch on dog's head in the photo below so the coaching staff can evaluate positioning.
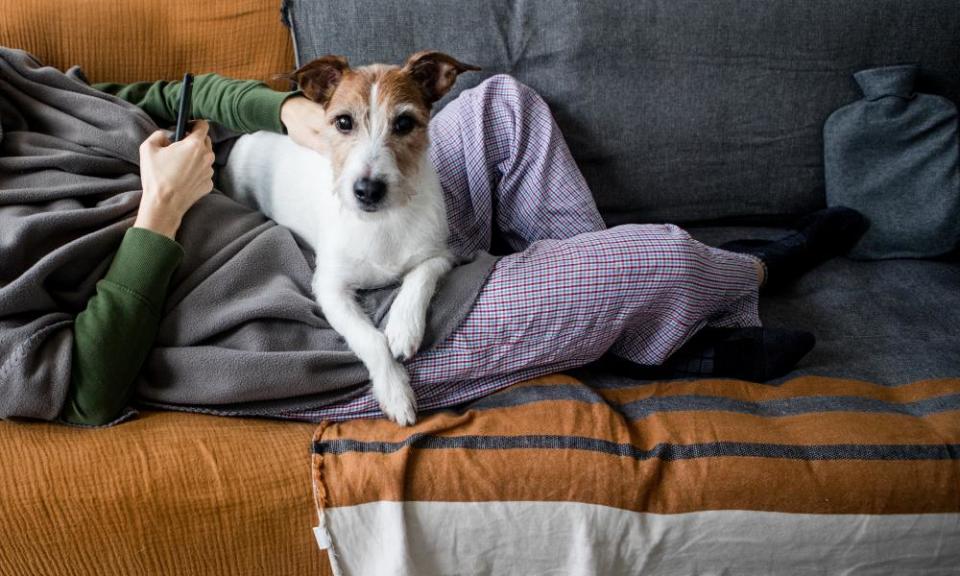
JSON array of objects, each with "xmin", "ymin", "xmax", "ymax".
[
  {"xmin": 402, "ymin": 50, "xmax": 481, "ymax": 106},
  {"xmin": 280, "ymin": 53, "xmax": 479, "ymax": 213},
  {"xmin": 277, "ymin": 55, "xmax": 350, "ymax": 106}
]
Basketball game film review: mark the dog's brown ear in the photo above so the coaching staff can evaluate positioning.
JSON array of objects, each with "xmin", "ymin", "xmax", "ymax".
[
  {"xmin": 276, "ymin": 55, "xmax": 350, "ymax": 105},
  {"xmin": 402, "ymin": 51, "xmax": 480, "ymax": 105}
]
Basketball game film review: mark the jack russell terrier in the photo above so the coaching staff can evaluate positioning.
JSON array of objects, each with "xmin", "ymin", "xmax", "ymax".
[{"xmin": 218, "ymin": 51, "xmax": 480, "ymax": 425}]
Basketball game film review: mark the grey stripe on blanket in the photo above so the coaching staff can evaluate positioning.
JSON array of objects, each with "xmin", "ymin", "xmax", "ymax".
[{"xmin": 0, "ymin": 47, "xmax": 498, "ymax": 421}]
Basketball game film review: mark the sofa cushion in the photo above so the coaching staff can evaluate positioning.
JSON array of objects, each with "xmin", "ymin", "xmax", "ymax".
[
  {"xmin": 0, "ymin": 0, "xmax": 294, "ymax": 89},
  {"xmin": 0, "ymin": 411, "xmax": 332, "ymax": 576},
  {"xmin": 284, "ymin": 0, "xmax": 960, "ymax": 225},
  {"xmin": 686, "ymin": 226, "xmax": 960, "ymax": 384}
]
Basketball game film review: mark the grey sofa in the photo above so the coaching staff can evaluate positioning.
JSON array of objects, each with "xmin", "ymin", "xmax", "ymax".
[{"xmin": 285, "ymin": 0, "xmax": 960, "ymax": 385}]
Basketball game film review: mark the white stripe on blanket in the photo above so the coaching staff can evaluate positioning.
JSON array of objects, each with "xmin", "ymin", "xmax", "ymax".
[{"xmin": 321, "ymin": 501, "xmax": 960, "ymax": 575}]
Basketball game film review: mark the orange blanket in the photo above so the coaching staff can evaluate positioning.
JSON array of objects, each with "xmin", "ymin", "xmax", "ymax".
[{"xmin": 313, "ymin": 374, "xmax": 960, "ymax": 573}]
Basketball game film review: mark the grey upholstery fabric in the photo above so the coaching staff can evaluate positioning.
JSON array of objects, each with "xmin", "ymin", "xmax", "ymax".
[
  {"xmin": 284, "ymin": 1, "xmax": 960, "ymax": 384},
  {"xmin": 696, "ymin": 227, "xmax": 959, "ymax": 385},
  {"xmin": 824, "ymin": 65, "xmax": 960, "ymax": 259},
  {"xmin": 284, "ymin": 0, "xmax": 960, "ymax": 226}
]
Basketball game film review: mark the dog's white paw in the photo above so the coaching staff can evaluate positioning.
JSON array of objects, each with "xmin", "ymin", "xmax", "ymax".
[
  {"xmin": 384, "ymin": 310, "xmax": 424, "ymax": 361},
  {"xmin": 372, "ymin": 364, "xmax": 418, "ymax": 426}
]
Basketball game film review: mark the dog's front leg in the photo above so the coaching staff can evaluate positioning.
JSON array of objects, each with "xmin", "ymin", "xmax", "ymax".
[
  {"xmin": 315, "ymin": 279, "xmax": 417, "ymax": 425},
  {"xmin": 384, "ymin": 254, "xmax": 455, "ymax": 361}
]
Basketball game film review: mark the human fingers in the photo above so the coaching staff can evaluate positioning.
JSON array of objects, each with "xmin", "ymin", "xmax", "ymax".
[
  {"xmin": 140, "ymin": 130, "xmax": 170, "ymax": 152},
  {"xmin": 183, "ymin": 119, "xmax": 210, "ymax": 143}
]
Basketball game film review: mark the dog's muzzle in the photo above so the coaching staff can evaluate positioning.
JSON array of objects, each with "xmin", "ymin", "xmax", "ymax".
[{"xmin": 354, "ymin": 177, "xmax": 387, "ymax": 211}]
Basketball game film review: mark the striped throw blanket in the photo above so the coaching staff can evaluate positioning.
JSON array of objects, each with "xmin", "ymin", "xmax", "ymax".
[{"xmin": 311, "ymin": 374, "xmax": 960, "ymax": 575}]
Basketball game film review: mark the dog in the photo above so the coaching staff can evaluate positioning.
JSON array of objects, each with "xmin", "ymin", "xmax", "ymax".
[{"xmin": 218, "ymin": 51, "xmax": 479, "ymax": 425}]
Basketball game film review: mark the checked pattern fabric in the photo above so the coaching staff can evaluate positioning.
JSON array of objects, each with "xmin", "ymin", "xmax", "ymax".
[{"xmin": 280, "ymin": 75, "xmax": 761, "ymax": 421}]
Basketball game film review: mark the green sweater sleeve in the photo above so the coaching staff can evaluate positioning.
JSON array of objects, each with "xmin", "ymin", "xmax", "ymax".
[
  {"xmin": 60, "ymin": 228, "xmax": 184, "ymax": 426},
  {"xmin": 62, "ymin": 76, "xmax": 294, "ymax": 425},
  {"xmin": 92, "ymin": 73, "xmax": 298, "ymax": 134}
]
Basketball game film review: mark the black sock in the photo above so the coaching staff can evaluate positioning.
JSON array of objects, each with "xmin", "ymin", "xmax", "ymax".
[
  {"xmin": 720, "ymin": 206, "xmax": 869, "ymax": 291},
  {"xmin": 602, "ymin": 327, "xmax": 815, "ymax": 383}
]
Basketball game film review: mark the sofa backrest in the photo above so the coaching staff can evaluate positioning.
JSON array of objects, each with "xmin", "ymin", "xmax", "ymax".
[
  {"xmin": 284, "ymin": 0, "xmax": 960, "ymax": 225},
  {"xmin": 0, "ymin": 0, "xmax": 293, "ymax": 90}
]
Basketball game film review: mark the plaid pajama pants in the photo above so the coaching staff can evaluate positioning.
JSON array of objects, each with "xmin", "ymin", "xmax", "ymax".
[{"xmin": 280, "ymin": 75, "xmax": 761, "ymax": 421}]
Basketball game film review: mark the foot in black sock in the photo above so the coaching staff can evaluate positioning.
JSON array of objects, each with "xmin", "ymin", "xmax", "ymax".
[
  {"xmin": 720, "ymin": 206, "xmax": 869, "ymax": 291},
  {"xmin": 603, "ymin": 327, "xmax": 815, "ymax": 382}
]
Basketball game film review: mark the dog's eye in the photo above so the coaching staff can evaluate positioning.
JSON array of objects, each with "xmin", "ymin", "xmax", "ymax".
[
  {"xmin": 393, "ymin": 114, "xmax": 416, "ymax": 136},
  {"xmin": 334, "ymin": 115, "xmax": 353, "ymax": 133}
]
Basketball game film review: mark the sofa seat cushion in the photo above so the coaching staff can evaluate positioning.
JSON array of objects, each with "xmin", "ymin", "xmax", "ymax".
[
  {"xmin": 0, "ymin": 412, "xmax": 331, "ymax": 576},
  {"xmin": 686, "ymin": 226, "xmax": 960, "ymax": 384}
]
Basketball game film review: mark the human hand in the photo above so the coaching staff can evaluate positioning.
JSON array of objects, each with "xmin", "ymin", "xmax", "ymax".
[
  {"xmin": 135, "ymin": 120, "xmax": 215, "ymax": 239},
  {"xmin": 280, "ymin": 95, "xmax": 328, "ymax": 153}
]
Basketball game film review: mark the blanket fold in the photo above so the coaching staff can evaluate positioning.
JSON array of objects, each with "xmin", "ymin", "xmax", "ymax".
[{"xmin": 0, "ymin": 47, "xmax": 498, "ymax": 421}]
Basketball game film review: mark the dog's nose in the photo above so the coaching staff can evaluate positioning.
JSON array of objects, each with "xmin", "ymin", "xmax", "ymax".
[{"xmin": 353, "ymin": 178, "xmax": 387, "ymax": 204}]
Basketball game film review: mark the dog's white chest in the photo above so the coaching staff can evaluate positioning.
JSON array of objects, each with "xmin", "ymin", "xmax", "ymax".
[{"xmin": 318, "ymin": 208, "xmax": 438, "ymax": 286}]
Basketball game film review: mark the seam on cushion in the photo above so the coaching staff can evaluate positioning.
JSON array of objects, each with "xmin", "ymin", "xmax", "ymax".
[
  {"xmin": 280, "ymin": 0, "xmax": 294, "ymax": 29},
  {"xmin": 285, "ymin": 1, "xmax": 303, "ymax": 68}
]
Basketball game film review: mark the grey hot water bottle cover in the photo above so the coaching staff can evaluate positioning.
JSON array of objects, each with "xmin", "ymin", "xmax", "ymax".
[{"xmin": 824, "ymin": 64, "xmax": 960, "ymax": 259}]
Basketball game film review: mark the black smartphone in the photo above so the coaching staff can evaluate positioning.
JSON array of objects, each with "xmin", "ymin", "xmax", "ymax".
[{"xmin": 173, "ymin": 72, "xmax": 194, "ymax": 142}]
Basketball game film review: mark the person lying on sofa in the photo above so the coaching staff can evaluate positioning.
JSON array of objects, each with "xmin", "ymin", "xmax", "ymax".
[{"xmin": 61, "ymin": 72, "xmax": 868, "ymax": 426}]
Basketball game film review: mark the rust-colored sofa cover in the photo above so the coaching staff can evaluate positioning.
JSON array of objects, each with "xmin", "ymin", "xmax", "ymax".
[
  {"xmin": 0, "ymin": 412, "xmax": 329, "ymax": 575},
  {"xmin": 0, "ymin": 1, "xmax": 332, "ymax": 573},
  {"xmin": 0, "ymin": 0, "xmax": 294, "ymax": 89}
]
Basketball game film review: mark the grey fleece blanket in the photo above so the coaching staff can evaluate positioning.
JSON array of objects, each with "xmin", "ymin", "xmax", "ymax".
[{"xmin": 0, "ymin": 48, "xmax": 498, "ymax": 421}]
